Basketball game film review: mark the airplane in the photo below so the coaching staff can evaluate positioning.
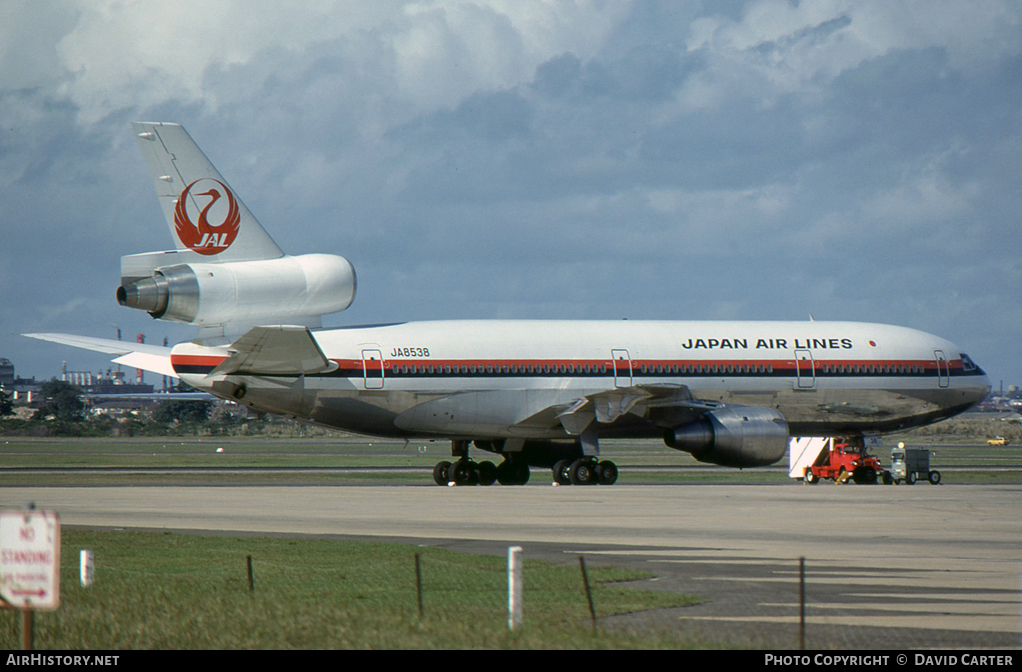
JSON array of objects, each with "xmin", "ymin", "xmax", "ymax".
[{"xmin": 27, "ymin": 122, "xmax": 992, "ymax": 486}]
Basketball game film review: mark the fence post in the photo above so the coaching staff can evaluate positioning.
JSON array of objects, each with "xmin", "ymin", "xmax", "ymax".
[
  {"xmin": 799, "ymin": 557, "xmax": 806, "ymax": 650},
  {"xmin": 415, "ymin": 553, "xmax": 424, "ymax": 618},
  {"xmin": 80, "ymin": 550, "xmax": 94, "ymax": 587},
  {"xmin": 579, "ymin": 556, "xmax": 597, "ymax": 628},
  {"xmin": 508, "ymin": 546, "xmax": 523, "ymax": 630}
]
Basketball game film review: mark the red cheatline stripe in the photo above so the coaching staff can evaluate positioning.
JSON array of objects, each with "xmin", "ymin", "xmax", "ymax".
[
  {"xmin": 170, "ymin": 354, "xmax": 227, "ymax": 366},
  {"xmin": 171, "ymin": 353, "xmax": 965, "ymax": 376}
]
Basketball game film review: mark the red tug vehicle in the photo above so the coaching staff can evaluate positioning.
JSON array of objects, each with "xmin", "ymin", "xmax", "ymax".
[{"xmin": 803, "ymin": 437, "xmax": 892, "ymax": 485}]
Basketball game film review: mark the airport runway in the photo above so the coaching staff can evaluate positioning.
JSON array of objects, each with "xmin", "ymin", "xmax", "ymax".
[{"xmin": 2, "ymin": 482, "xmax": 1020, "ymax": 648}]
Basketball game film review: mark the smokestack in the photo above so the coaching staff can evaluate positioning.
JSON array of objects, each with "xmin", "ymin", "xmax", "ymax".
[{"xmin": 136, "ymin": 334, "xmax": 145, "ymax": 384}]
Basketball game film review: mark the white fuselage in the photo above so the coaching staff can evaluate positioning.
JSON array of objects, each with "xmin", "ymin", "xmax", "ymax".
[{"xmin": 173, "ymin": 319, "xmax": 991, "ymax": 440}]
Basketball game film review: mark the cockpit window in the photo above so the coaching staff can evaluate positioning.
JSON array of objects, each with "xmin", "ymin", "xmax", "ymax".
[{"xmin": 960, "ymin": 353, "xmax": 977, "ymax": 372}]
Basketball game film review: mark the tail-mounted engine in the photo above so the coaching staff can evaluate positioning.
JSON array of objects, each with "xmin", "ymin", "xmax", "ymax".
[
  {"xmin": 117, "ymin": 252, "xmax": 356, "ymax": 327},
  {"xmin": 664, "ymin": 406, "xmax": 788, "ymax": 468}
]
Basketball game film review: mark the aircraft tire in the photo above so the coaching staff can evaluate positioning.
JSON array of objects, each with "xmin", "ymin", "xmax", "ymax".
[
  {"xmin": 569, "ymin": 459, "xmax": 597, "ymax": 486},
  {"xmin": 928, "ymin": 470, "xmax": 941, "ymax": 485},
  {"xmin": 477, "ymin": 461, "xmax": 497, "ymax": 486},
  {"xmin": 596, "ymin": 460, "xmax": 618, "ymax": 485},
  {"xmin": 433, "ymin": 461, "xmax": 452, "ymax": 486},
  {"xmin": 552, "ymin": 459, "xmax": 572, "ymax": 485},
  {"xmin": 449, "ymin": 461, "xmax": 475, "ymax": 486},
  {"xmin": 497, "ymin": 461, "xmax": 529, "ymax": 486}
]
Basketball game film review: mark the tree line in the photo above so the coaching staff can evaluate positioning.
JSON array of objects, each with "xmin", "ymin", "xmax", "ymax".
[{"xmin": 0, "ymin": 380, "xmax": 215, "ymax": 437}]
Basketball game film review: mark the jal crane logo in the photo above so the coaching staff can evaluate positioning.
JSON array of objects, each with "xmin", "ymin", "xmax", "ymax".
[{"xmin": 174, "ymin": 178, "xmax": 241, "ymax": 255}]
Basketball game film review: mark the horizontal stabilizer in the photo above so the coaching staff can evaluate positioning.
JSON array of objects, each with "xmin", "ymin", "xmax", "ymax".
[
  {"xmin": 111, "ymin": 351, "xmax": 177, "ymax": 379},
  {"xmin": 24, "ymin": 333, "xmax": 177, "ymax": 379},
  {"xmin": 210, "ymin": 326, "xmax": 337, "ymax": 376}
]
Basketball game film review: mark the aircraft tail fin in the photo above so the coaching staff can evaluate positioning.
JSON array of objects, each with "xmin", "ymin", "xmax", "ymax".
[{"xmin": 132, "ymin": 122, "xmax": 283, "ymax": 262}]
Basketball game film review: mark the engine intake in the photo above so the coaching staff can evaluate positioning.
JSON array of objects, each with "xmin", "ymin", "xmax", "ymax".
[
  {"xmin": 117, "ymin": 253, "xmax": 355, "ymax": 326},
  {"xmin": 664, "ymin": 406, "xmax": 788, "ymax": 468}
]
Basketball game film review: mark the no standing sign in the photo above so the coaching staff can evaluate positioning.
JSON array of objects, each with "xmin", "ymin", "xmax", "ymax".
[{"xmin": 0, "ymin": 510, "xmax": 60, "ymax": 610}]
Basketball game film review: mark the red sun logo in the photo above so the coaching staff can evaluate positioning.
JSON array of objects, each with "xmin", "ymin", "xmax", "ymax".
[{"xmin": 174, "ymin": 178, "xmax": 241, "ymax": 255}]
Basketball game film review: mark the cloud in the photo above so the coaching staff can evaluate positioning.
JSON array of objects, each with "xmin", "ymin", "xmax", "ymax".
[
  {"xmin": 44, "ymin": 0, "xmax": 631, "ymax": 124},
  {"xmin": 1, "ymin": 0, "xmax": 1021, "ymax": 388}
]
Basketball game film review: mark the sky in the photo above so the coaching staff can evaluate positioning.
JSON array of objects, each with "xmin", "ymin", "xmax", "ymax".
[{"xmin": 1, "ymin": 0, "xmax": 1020, "ymax": 387}]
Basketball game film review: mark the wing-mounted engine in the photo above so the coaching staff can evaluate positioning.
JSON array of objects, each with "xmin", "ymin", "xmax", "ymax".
[
  {"xmin": 117, "ymin": 251, "xmax": 355, "ymax": 327},
  {"xmin": 664, "ymin": 405, "xmax": 789, "ymax": 468}
]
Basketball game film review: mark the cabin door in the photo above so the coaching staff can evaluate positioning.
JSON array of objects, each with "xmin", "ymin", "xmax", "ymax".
[
  {"xmin": 362, "ymin": 349, "xmax": 385, "ymax": 389},
  {"xmin": 934, "ymin": 350, "xmax": 950, "ymax": 388},
  {"xmin": 795, "ymin": 349, "xmax": 815, "ymax": 389},
  {"xmin": 611, "ymin": 349, "xmax": 632, "ymax": 388}
]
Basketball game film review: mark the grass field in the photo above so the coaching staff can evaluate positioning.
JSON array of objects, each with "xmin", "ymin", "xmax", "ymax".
[
  {"xmin": 0, "ymin": 529, "xmax": 702, "ymax": 649},
  {"xmin": 1, "ymin": 423, "xmax": 1019, "ymax": 649},
  {"xmin": 1, "ymin": 425, "xmax": 1019, "ymax": 486}
]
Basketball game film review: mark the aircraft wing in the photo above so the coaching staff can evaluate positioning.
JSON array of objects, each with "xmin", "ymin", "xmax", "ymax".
[
  {"xmin": 24, "ymin": 333, "xmax": 177, "ymax": 378},
  {"xmin": 395, "ymin": 383, "xmax": 711, "ymax": 437},
  {"xmin": 514, "ymin": 383, "xmax": 710, "ymax": 435},
  {"xmin": 209, "ymin": 326, "xmax": 338, "ymax": 376}
]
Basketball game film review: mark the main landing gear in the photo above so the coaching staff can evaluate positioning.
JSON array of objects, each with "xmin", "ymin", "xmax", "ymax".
[
  {"xmin": 552, "ymin": 457, "xmax": 618, "ymax": 486},
  {"xmin": 432, "ymin": 457, "xmax": 530, "ymax": 486},
  {"xmin": 430, "ymin": 440, "xmax": 619, "ymax": 486}
]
